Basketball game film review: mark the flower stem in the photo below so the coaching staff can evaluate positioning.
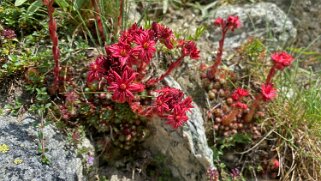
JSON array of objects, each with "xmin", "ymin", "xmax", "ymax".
[
  {"xmin": 117, "ymin": 0, "xmax": 124, "ymax": 33},
  {"xmin": 208, "ymin": 28, "xmax": 228, "ymax": 79},
  {"xmin": 266, "ymin": 65, "xmax": 276, "ymax": 84},
  {"xmin": 45, "ymin": 0, "xmax": 60, "ymax": 93},
  {"xmin": 91, "ymin": 0, "xmax": 105, "ymax": 42},
  {"xmin": 244, "ymin": 94, "xmax": 262, "ymax": 122}
]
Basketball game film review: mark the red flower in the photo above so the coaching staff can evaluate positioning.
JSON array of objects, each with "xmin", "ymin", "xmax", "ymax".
[
  {"xmin": 231, "ymin": 88, "xmax": 249, "ymax": 101},
  {"xmin": 180, "ymin": 97, "xmax": 193, "ymax": 111},
  {"xmin": 107, "ymin": 69, "xmax": 144, "ymax": 103},
  {"xmin": 271, "ymin": 159, "xmax": 280, "ymax": 170},
  {"xmin": 133, "ymin": 31, "xmax": 156, "ymax": 63},
  {"xmin": 151, "ymin": 22, "xmax": 174, "ymax": 49},
  {"xmin": 213, "ymin": 16, "xmax": 240, "ymax": 32},
  {"xmin": 119, "ymin": 23, "xmax": 144, "ymax": 43},
  {"xmin": 261, "ymin": 84, "xmax": 277, "ymax": 101},
  {"xmin": 271, "ymin": 51, "xmax": 294, "ymax": 70},
  {"xmin": 107, "ymin": 42, "xmax": 133, "ymax": 67},
  {"xmin": 181, "ymin": 40, "xmax": 200, "ymax": 60},
  {"xmin": 155, "ymin": 87, "xmax": 184, "ymax": 112},
  {"xmin": 227, "ymin": 15, "xmax": 241, "ymax": 31},
  {"xmin": 155, "ymin": 95, "xmax": 171, "ymax": 115},
  {"xmin": 154, "ymin": 87, "xmax": 193, "ymax": 129},
  {"xmin": 87, "ymin": 56, "xmax": 107, "ymax": 83},
  {"xmin": 214, "ymin": 17, "xmax": 224, "ymax": 27},
  {"xmin": 165, "ymin": 105, "xmax": 189, "ymax": 129}
]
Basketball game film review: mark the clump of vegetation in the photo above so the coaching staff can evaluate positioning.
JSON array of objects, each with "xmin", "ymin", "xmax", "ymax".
[
  {"xmin": 54, "ymin": 22, "xmax": 198, "ymax": 162},
  {"xmin": 1, "ymin": 1, "xmax": 321, "ymax": 180}
]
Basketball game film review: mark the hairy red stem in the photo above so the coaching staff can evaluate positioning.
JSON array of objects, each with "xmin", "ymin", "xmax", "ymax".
[
  {"xmin": 208, "ymin": 28, "xmax": 228, "ymax": 79},
  {"xmin": 266, "ymin": 65, "xmax": 276, "ymax": 84},
  {"xmin": 244, "ymin": 94, "xmax": 262, "ymax": 122},
  {"xmin": 44, "ymin": 0, "xmax": 60, "ymax": 93},
  {"xmin": 91, "ymin": 0, "xmax": 105, "ymax": 42},
  {"xmin": 117, "ymin": 0, "xmax": 124, "ymax": 32}
]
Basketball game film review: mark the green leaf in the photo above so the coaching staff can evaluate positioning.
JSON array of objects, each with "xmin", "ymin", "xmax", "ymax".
[
  {"xmin": 15, "ymin": 0, "xmax": 28, "ymax": 6},
  {"xmin": 38, "ymin": 131, "xmax": 44, "ymax": 139},
  {"xmin": 55, "ymin": 0, "xmax": 71, "ymax": 11},
  {"xmin": 41, "ymin": 155, "xmax": 50, "ymax": 165},
  {"xmin": 73, "ymin": 0, "xmax": 86, "ymax": 10},
  {"xmin": 27, "ymin": 0, "xmax": 43, "ymax": 14}
]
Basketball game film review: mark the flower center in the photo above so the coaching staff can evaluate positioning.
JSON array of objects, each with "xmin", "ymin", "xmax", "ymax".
[
  {"xmin": 120, "ymin": 49, "xmax": 127, "ymax": 57},
  {"xmin": 143, "ymin": 42, "xmax": 149, "ymax": 49},
  {"xmin": 120, "ymin": 83, "xmax": 127, "ymax": 90},
  {"xmin": 175, "ymin": 115, "xmax": 181, "ymax": 120}
]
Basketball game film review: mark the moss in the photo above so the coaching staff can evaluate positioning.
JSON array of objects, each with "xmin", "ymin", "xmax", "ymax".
[
  {"xmin": 0, "ymin": 144, "xmax": 9, "ymax": 153},
  {"xmin": 13, "ymin": 158, "xmax": 23, "ymax": 165}
]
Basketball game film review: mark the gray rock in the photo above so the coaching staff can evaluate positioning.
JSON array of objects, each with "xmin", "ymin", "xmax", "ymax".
[
  {"xmin": 207, "ymin": 2, "xmax": 297, "ymax": 50},
  {"xmin": 127, "ymin": 1, "xmax": 141, "ymax": 23},
  {"xmin": 0, "ymin": 115, "xmax": 83, "ymax": 181},
  {"xmin": 143, "ymin": 77, "xmax": 214, "ymax": 181}
]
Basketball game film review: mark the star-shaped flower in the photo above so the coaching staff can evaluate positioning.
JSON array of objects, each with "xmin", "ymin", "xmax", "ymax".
[
  {"xmin": 107, "ymin": 42, "xmax": 133, "ymax": 67},
  {"xmin": 133, "ymin": 31, "xmax": 156, "ymax": 64},
  {"xmin": 108, "ymin": 69, "xmax": 144, "ymax": 103},
  {"xmin": 165, "ymin": 105, "xmax": 189, "ymax": 129},
  {"xmin": 87, "ymin": 56, "xmax": 107, "ymax": 83},
  {"xmin": 261, "ymin": 84, "xmax": 277, "ymax": 101}
]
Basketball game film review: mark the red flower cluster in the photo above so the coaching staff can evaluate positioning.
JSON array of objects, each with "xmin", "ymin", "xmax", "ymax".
[
  {"xmin": 154, "ymin": 87, "xmax": 193, "ymax": 129},
  {"xmin": 271, "ymin": 51, "xmax": 294, "ymax": 70},
  {"xmin": 106, "ymin": 24, "xmax": 156, "ymax": 70},
  {"xmin": 231, "ymin": 88, "xmax": 249, "ymax": 101},
  {"xmin": 180, "ymin": 40, "xmax": 200, "ymax": 60},
  {"xmin": 261, "ymin": 84, "xmax": 277, "ymax": 101},
  {"xmin": 85, "ymin": 22, "xmax": 197, "ymax": 129},
  {"xmin": 214, "ymin": 15, "xmax": 241, "ymax": 32},
  {"xmin": 208, "ymin": 15, "xmax": 241, "ymax": 78},
  {"xmin": 222, "ymin": 87, "xmax": 249, "ymax": 125},
  {"xmin": 151, "ymin": 22, "xmax": 174, "ymax": 49}
]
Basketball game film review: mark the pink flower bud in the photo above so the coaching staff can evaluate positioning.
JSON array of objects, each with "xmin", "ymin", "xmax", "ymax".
[
  {"xmin": 214, "ymin": 17, "xmax": 224, "ymax": 26},
  {"xmin": 227, "ymin": 15, "xmax": 241, "ymax": 31}
]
